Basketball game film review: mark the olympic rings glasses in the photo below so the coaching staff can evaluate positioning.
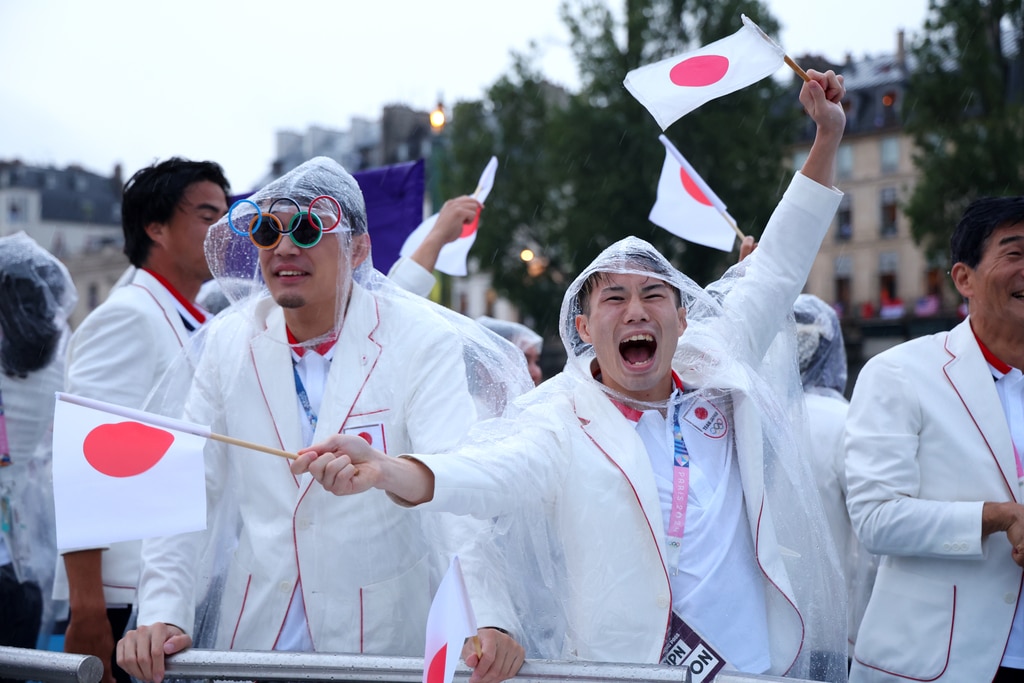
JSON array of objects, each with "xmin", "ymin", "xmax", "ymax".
[{"xmin": 227, "ymin": 195, "xmax": 344, "ymax": 250}]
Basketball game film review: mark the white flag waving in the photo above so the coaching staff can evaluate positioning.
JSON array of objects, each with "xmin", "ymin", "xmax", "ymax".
[
  {"xmin": 649, "ymin": 135, "xmax": 737, "ymax": 252},
  {"xmin": 52, "ymin": 393, "xmax": 208, "ymax": 551},
  {"xmin": 400, "ymin": 157, "xmax": 498, "ymax": 277},
  {"xmin": 424, "ymin": 556, "xmax": 478, "ymax": 683},
  {"xmin": 624, "ymin": 15, "xmax": 785, "ymax": 129}
]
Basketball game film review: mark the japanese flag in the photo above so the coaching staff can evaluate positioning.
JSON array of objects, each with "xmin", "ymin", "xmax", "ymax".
[
  {"xmin": 424, "ymin": 556, "xmax": 478, "ymax": 683},
  {"xmin": 624, "ymin": 15, "xmax": 785, "ymax": 129},
  {"xmin": 649, "ymin": 135, "xmax": 737, "ymax": 252},
  {"xmin": 52, "ymin": 393, "xmax": 208, "ymax": 551},
  {"xmin": 400, "ymin": 157, "xmax": 498, "ymax": 277}
]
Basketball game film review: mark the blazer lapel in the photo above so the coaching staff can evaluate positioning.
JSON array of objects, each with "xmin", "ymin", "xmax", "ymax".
[
  {"xmin": 313, "ymin": 285, "xmax": 382, "ymax": 443},
  {"xmin": 575, "ymin": 387, "xmax": 667, "ymax": 547},
  {"xmin": 944, "ymin": 321, "xmax": 1019, "ymax": 500},
  {"xmin": 251, "ymin": 308, "xmax": 305, "ymax": 455}
]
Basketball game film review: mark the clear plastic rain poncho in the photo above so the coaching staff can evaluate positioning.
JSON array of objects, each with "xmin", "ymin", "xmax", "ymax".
[
  {"xmin": 0, "ymin": 231, "xmax": 77, "ymax": 646},
  {"xmin": 475, "ymin": 316, "xmax": 543, "ymax": 357},
  {"xmin": 793, "ymin": 293, "xmax": 847, "ymax": 399},
  {"xmin": 415, "ymin": 235, "xmax": 848, "ymax": 679},
  {"xmin": 138, "ymin": 157, "xmax": 533, "ymax": 652},
  {"xmin": 794, "ymin": 293, "xmax": 877, "ymax": 654}
]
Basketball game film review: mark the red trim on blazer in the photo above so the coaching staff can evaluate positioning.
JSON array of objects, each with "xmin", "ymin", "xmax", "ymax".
[
  {"xmin": 142, "ymin": 268, "xmax": 206, "ymax": 324},
  {"xmin": 228, "ymin": 574, "xmax": 253, "ymax": 649}
]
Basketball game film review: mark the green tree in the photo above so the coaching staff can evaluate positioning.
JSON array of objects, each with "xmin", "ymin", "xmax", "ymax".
[
  {"xmin": 904, "ymin": 0, "xmax": 1024, "ymax": 260},
  {"xmin": 442, "ymin": 0, "xmax": 799, "ymax": 338}
]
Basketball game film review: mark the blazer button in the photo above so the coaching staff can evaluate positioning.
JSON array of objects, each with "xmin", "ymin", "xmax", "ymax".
[
  {"xmin": 656, "ymin": 596, "xmax": 670, "ymax": 609},
  {"xmin": 1006, "ymin": 592, "xmax": 1017, "ymax": 605},
  {"xmin": 279, "ymin": 581, "xmax": 292, "ymax": 594},
  {"xmin": 943, "ymin": 543, "xmax": 951, "ymax": 551}
]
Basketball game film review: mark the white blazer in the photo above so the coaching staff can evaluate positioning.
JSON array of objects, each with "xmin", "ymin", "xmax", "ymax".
[
  {"xmin": 846, "ymin": 318, "xmax": 1024, "ymax": 682},
  {"xmin": 419, "ymin": 172, "xmax": 842, "ymax": 670},
  {"xmin": 54, "ymin": 268, "xmax": 194, "ymax": 605},
  {"xmin": 137, "ymin": 284, "xmax": 506, "ymax": 653}
]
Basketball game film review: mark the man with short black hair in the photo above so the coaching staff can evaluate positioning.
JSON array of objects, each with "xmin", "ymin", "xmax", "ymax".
[
  {"xmin": 56, "ymin": 158, "xmax": 229, "ymax": 683},
  {"xmin": 846, "ymin": 196, "xmax": 1024, "ymax": 682}
]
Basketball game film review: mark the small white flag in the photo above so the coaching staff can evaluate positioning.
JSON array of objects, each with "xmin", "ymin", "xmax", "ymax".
[
  {"xmin": 52, "ymin": 393, "xmax": 208, "ymax": 551},
  {"xmin": 649, "ymin": 135, "xmax": 737, "ymax": 252},
  {"xmin": 424, "ymin": 556, "xmax": 478, "ymax": 683},
  {"xmin": 624, "ymin": 15, "xmax": 785, "ymax": 129},
  {"xmin": 400, "ymin": 157, "xmax": 498, "ymax": 277}
]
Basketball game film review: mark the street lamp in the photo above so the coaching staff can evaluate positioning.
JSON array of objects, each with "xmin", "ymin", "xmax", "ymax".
[{"xmin": 430, "ymin": 102, "xmax": 446, "ymax": 132}]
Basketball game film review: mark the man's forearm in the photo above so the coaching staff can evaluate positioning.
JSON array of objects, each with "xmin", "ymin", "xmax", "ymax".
[
  {"xmin": 800, "ymin": 129, "xmax": 843, "ymax": 189},
  {"xmin": 382, "ymin": 455, "xmax": 436, "ymax": 506},
  {"xmin": 64, "ymin": 549, "xmax": 108, "ymax": 614}
]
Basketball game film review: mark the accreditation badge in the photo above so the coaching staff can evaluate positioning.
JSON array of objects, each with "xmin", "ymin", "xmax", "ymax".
[{"xmin": 661, "ymin": 611, "xmax": 728, "ymax": 682}]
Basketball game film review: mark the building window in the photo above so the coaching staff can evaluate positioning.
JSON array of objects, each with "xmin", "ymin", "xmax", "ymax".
[
  {"xmin": 879, "ymin": 251, "xmax": 903, "ymax": 318},
  {"xmin": 7, "ymin": 197, "xmax": 27, "ymax": 222},
  {"xmin": 880, "ymin": 136, "xmax": 900, "ymax": 174},
  {"xmin": 836, "ymin": 195, "xmax": 853, "ymax": 241},
  {"xmin": 881, "ymin": 90, "xmax": 899, "ymax": 127},
  {"xmin": 836, "ymin": 144, "xmax": 853, "ymax": 180},
  {"xmin": 880, "ymin": 187, "xmax": 899, "ymax": 237},
  {"xmin": 834, "ymin": 255, "xmax": 853, "ymax": 317}
]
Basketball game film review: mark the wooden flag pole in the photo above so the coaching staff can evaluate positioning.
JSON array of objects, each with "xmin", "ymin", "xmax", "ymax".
[
  {"xmin": 209, "ymin": 432, "xmax": 298, "ymax": 460},
  {"xmin": 785, "ymin": 55, "xmax": 811, "ymax": 82}
]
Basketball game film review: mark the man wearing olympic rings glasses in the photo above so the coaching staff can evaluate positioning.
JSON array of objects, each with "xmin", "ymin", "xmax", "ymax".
[{"xmin": 118, "ymin": 158, "xmax": 526, "ymax": 683}]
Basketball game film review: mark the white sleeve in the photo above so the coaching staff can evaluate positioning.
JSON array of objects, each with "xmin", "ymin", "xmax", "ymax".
[{"xmin": 387, "ymin": 257, "xmax": 437, "ymax": 298}]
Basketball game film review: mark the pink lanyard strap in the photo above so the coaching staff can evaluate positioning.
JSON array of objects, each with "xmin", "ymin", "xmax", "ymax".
[{"xmin": 666, "ymin": 404, "xmax": 689, "ymax": 571}]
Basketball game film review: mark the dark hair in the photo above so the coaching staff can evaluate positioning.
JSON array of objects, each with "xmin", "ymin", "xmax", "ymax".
[
  {"xmin": 950, "ymin": 196, "xmax": 1024, "ymax": 268},
  {"xmin": 577, "ymin": 251, "xmax": 682, "ymax": 315},
  {"xmin": 122, "ymin": 158, "xmax": 230, "ymax": 267},
  {"xmin": 0, "ymin": 259, "xmax": 66, "ymax": 377}
]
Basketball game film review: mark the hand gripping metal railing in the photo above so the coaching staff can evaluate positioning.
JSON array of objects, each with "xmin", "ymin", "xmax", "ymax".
[
  {"xmin": 0, "ymin": 646, "xmax": 103, "ymax": 683},
  {"xmin": 160, "ymin": 649, "xmax": 807, "ymax": 683}
]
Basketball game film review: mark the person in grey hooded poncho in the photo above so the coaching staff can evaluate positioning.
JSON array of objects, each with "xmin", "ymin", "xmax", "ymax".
[{"xmin": 293, "ymin": 69, "xmax": 851, "ymax": 681}]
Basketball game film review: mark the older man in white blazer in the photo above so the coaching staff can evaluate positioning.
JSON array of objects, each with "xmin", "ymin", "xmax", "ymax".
[{"xmin": 845, "ymin": 196, "xmax": 1024, "ymax": 683}]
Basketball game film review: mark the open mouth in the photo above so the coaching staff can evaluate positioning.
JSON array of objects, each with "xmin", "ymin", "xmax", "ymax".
[{"xmin": 619, "ymin": 333, "xmax": 657, "ymax": 367}]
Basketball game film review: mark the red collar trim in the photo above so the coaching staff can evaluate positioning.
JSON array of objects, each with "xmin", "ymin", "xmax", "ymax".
[
  {"xmin": 286, "ymin": 326, "xmax": 337, "ymax": 357},
  {"xmin": 604, "ymin": 371, "xmax": 685, "ymax": 422},
  {"xmin": 972, "ymin": 326, "xmax": 1013, "ymax": 374},
  {"xmin": 143, "ymin": 269, "xmax": 206, "ymax": 324}
]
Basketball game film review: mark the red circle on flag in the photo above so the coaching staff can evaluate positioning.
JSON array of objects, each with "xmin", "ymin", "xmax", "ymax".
[
  {"xmin": 694, "ymin": 407, "xmax": 709, "ymax": 420},
  {"xmin": 669, "ymin": 55, "xmax": 730, "ymax": 87},
  {"xmin": 679, "ymin": 169, "xmax": 713, "ymax": 207},
  {"xmin": 460, "ymin": 207, "xmax": 482, "ymax": 239},
  {"xmin": 358, "ymin": 432, "xmax": 373, "ymax": 445},
  {"xmin": 83, "ymin": 421, "xmax": 175, "ymax": 478}
]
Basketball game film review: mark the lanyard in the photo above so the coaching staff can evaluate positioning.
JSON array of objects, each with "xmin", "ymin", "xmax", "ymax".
[
  {"xmin": 292, "ymin": 364, "xmax": 318, "ymax": 432},
  {"xmin": 665, "ymin": 402, "xmax": 689, "ymax": 572},
  {"xmin": 0, "ymin": 386, "xmax": 10, "ymax": 467}
]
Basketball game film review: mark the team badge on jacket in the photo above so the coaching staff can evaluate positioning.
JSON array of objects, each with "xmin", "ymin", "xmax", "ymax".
[
  {"xmin": 681, "ymin": 399, "xmax": 728, "ymax": 439},
  {"xmin": 343, "ymin": 422, "xmax": 387, "ymax": 454}
]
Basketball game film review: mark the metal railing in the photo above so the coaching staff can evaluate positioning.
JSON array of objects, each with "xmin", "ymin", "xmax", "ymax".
[
  {"xmin": 0, "ymin": 646, "xmax": 810, "ymax": 683},
  {"xmin": 162, "ymin": 650, "xmax": 803, "ymax": 683},
  {"xmin": 0, "ymin": 646, "xmax": 103, "ymax": 683}
]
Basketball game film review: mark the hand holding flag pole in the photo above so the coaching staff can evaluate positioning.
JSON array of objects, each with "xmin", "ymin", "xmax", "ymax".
[{"xmin": 56, "ymin": 392, "xmax": 298, "ymax": 460}]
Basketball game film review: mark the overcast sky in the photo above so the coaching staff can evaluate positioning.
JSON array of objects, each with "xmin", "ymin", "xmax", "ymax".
[{"xmin": 0, "ymin": 0, "xmax": 930, "ymax": 192}]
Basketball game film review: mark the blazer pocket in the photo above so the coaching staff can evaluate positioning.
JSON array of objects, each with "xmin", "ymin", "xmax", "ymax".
[
  {"xmin": 854, "ymin": 566, "xmax": 954, "ymax": 680},
  {"xmin": 359, "ymin": 554, "xmax": 432, "ymax": 655}
]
